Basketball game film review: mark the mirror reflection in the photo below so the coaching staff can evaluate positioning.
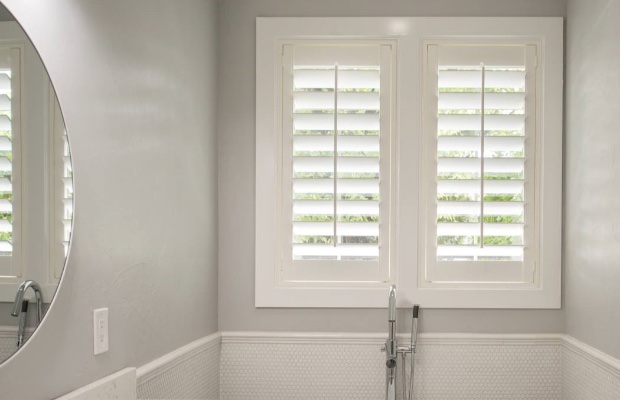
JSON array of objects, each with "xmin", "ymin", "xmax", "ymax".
[{"xmin": 0, "ymin": 5, "xmax": 72, "ymax": 363}]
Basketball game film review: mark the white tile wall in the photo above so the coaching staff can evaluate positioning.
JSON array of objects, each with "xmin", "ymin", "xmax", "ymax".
[
  {"xmin": 220, "ymin": 333, "xmax": 562, "ymax": 400},
  {"xmin": 0, "ymin": 326, "xmax": 33, "ymax": 364},
  {"xmin": 562, "ymin": 337, "xmax": 620, "ymax": 400},
  {"xmin": 11, "ymin": 331, "xmax": 620, "ymax": 400},
  {"xmin": 221, "ymin": 341, "xmax": 385, "ymax": 400},
  {"xmin": 410, "ymin": 344, "xmax": 560, "ymax": 399},
  {"xmin": 55, "ymin": 368, "xmax": 136, "ymax": 400},
  {"xmin": 137, "ymin": 333, "xmax": 220, "ymax": 400}
]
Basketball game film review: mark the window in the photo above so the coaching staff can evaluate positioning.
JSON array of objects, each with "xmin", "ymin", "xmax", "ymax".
[
  {"xmin": 423, "ymin": 43, "xmax": 537, "ymax": 284},
  {"xmin": 281, "ymin": 42, "xmax": 394, "ymax": 285},
  {"xmin": 0, "ymin": 46, "xmax": 21, "ymax": 278},
  {"xmin": 256, "ymin": 19, "xmax": 405, "ymax": 307},
  {"xmin": 256, "ymin": 17, "xmax": 562, "ymax": 308}
]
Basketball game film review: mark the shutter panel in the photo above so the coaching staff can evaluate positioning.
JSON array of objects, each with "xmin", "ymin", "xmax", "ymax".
[
  {"xmin": 50, "ymin": 88, "xmax": 72, "ymax": 280},
  {"xmin": 0, "ymin": 66, "xmax": 12, "ymax": 258},
  {"xmin": 281, "ymin": 43, "xmax": 393, "ymax": 283},
  {"xmin": 426, "ymin": 44, "xmax": 537, "ymax": 283},
  {"xmin": 0, "ymin": 47, "xmax": 20, "ymax": 277}
]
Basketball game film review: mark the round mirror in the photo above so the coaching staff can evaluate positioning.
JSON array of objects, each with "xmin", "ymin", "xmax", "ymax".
[{"xmin": 0, "ymin": 4, "xmax": 72, "ymax": 364}]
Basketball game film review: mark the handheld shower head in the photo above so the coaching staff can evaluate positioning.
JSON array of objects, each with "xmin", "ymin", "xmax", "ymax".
[{"xmin": 388, "ymin": 285, "xmax": 396, "ymax": 322}]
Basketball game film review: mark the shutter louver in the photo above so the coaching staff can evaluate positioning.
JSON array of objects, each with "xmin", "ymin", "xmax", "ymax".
[
  {"xmin": 280, "ymin": 43, "xmax": 393, "ymax": 283},
  {"xmin": 426, "ymin": 44, "xmax": 537, "ymax": 283},
  {"xmin": 60, "ymin": 133, "xmax": 73, "ymax": 258},
  {"xmin": 0, "ymin": 58, "xmax": 13, "ymax": 258},
  {"xmin": 50, "ymin": 88, "xmax": 72, "ymax": 279},
  {"xmin": 0, "ymin": 46, "xmax": 20, "ymax": 278},
  {"xmin": 436, "ymin": 45, "xmax": 528, "ymax": 262},
  {"xmin": 292, "ymin": 58, "xmax": 380, "ymax": 261}
]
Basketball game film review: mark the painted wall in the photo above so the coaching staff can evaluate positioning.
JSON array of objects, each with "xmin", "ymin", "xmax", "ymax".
[
  {"xmin": 0, "ymin": 1, "xmax": 219, "ymax": 399},
  {"xmin": 0, "ymin": 3, "xmax": 11, "ymax": 22},
  {"xmin": 564, "ymin": 0, "xmax": 620, "ymax": 360},
  {"xmin": 218, "ymin": 0, "xmax": 567, "ymax": 333}
]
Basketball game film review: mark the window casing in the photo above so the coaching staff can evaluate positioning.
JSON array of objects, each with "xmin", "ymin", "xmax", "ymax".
[{"xmin": 256, "ymin": 17, "xmax": 562, "ymax": 308}]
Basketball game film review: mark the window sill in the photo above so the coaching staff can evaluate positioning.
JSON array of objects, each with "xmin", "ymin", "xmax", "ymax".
[{"xmin": 256, "ymin": 284, "xmax": 561, "ymax": 309}]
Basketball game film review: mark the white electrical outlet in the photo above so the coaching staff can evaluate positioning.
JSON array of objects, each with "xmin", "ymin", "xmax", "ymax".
[{"xmin": 93, "ymin": 308, "xmax": 109, "ymax": 355}]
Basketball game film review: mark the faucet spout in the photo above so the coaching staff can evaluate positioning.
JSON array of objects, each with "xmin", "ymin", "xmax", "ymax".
[{"xmin": 11, "ymin": 280, "xmax": 44, "ymax": 324}]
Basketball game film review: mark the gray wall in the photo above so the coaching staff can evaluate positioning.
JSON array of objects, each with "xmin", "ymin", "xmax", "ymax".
[
  {"xmin": 0, "ymin": 1, "xmax": 219, "ymax": 399},
  {"xmin": 0, "ymin": 3, "xmax": 13, "ymax": 21},
  {"xmin": 218, "ymin": 0, "xmax": 567, "ymax": 333},
  {"xmin": 565, "ymin": 0, "xmax": 620, "ymax": 360}
]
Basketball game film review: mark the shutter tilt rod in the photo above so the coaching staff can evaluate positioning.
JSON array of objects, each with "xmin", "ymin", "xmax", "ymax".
[
  {"xmin": 480, "ymin": 63, "xmax": 486, "ymax": 249},
  {"xmin": 333, "ymin": 64, "xmax": 339, "ymax": 249}
]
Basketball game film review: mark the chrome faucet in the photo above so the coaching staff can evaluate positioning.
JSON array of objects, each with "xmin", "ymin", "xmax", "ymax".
[
  {"xmin": 382, "ymin": 285, "xmax": 421, "ymax": 400},
  {"xmin": 385, "ymin": 285, "xmax": 397, "ymax": 400},
  {"xmin": 11, "ymin": 280, "xmax": 44, "ymax": 324},
  {"xmin": 11, "ymin": 280, "xmax": 44, "ymax": 349},
  {"xmin": 16, "ymin": 298, "xmax": 29, "ymax": 348}
]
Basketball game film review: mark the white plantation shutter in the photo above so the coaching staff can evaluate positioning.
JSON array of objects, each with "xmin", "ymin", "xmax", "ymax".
[
  {"xmin": 50, "ymin": 88, "xmax": 72, "ymax": 280},
  {"xmin": 424, "ymin": 44, "xmax": 537, "ymax": 284},
  {"xmin": 0, "ymin": 47, "xmax": 20, "ymax": 278},
  {"xmin": 280, "ymin": 43, "xmax": 393, "ymax": 284}
]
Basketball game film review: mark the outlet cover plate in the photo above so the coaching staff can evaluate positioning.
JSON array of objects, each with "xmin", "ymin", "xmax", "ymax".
[{"xmin": 93, "ymin": 308, "xmax": 109, "ymax": 355}]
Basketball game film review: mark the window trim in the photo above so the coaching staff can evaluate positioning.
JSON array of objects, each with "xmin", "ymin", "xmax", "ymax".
[
  {"xmin": 408, "ymin": 18, "xmax": 563, "ymax": 309},
  {"xmin": 256, "ymin": 18, "xmax": 414, "ymax": 307},
  {"xmin": 256, "ymin": 17, "xmax": 562, "ymax": 309}
]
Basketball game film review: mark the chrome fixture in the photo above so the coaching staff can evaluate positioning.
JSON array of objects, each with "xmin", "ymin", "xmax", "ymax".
[
  {"xmin": 16, "ymin": 298, "xmax": 29, "ymax": 348},
  {"xmin": 385, "ymin": 285, "xmax": 398, "ymax": 399},
  {"xmin": 381, "ymin": 285, "xmax": 420, "ymax": 400},
  {"xmin": 11, "ymin": 280, "xmax": 44, "ymax": 322},
  {"xmin": 11, "ymin": 280, "xmax": 44, "ymax": 348}
]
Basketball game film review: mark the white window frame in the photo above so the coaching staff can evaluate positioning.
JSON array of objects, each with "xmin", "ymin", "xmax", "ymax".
[
  {"xmin": 256, "ymin": 18, "xmax": 415, "ymax": 307},
  {"xmin": 407, "ymin": 18, "xmax": 563, "ymax": 309},
  {"xmin": 256, "ymin": 17, "xmax": 562, "ymax": 308},
  {"xmin": 280, "ymin": 41, "xmax": 395, "ymax": 285}
]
